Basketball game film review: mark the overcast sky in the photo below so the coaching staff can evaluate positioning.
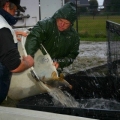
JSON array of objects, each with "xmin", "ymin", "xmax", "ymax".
[{"xmin": 97, "ymin": 0, "xmax": 104, "ymax": 6}]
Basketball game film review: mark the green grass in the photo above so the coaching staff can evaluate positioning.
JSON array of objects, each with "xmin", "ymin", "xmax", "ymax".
[{"xmin": 74, "ymin": 15, "xmax": 120, "ymax": 41}]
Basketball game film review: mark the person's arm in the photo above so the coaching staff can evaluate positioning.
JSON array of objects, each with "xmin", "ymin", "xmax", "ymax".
[
  {"xmin": 25, "ymin": 20, "xmax": 48, "ymax": 58},
  {"xmin": 11, "ymin": 55, "xmax": 34, "ymax": 73},
  {"xmin": 0, "ymin": 28, "xmax": 34, "ymax": 73}
]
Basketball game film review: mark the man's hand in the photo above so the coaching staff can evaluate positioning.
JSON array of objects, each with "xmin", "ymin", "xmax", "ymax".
[
  {"xmin": 15, "ymin": 31, "xmax": 28, "ymax": 41},
  {"xmin": 22, "ymin": 55, "xmax": 34, "ymax": 68},
  {"xmin": 53, "ymin": 61, "xmax": 59, "ymax": 69}
]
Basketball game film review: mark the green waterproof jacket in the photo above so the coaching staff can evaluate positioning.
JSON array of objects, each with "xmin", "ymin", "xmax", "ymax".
[{"xmin": 25, "ymin": 2, "xmax": 80, "ymax": 69}]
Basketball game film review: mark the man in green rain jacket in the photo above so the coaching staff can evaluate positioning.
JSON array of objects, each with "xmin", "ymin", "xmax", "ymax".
[{"xmin": 25, "ymin": 2, "xmax": 80, "ymax": 69}]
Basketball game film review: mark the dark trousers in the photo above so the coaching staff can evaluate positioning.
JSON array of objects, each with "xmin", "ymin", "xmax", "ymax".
[{"xmin": 0, "ymin": 62, "xmax": 12, "ymax": 104}]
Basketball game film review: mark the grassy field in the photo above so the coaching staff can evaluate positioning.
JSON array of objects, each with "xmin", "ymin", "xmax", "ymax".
[{"xmin": 74, "ymin": 15, "xmax": 120, "ymax": 41}]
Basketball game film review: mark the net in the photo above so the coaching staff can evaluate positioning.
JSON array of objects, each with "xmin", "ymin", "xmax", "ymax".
[{"xmin": 106, "ymin": 20, "xmax": 120, "ymax": 76}]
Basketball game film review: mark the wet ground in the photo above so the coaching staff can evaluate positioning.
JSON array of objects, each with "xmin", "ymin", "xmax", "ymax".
[{"xmin": 63, "ymin": 41, "xmax": 107, "ymax": 75}]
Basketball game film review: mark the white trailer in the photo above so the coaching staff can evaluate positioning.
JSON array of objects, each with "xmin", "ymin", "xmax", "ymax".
[{"xmin": 14, "ymin": 0, "xmax": 64, "ymax": 27}]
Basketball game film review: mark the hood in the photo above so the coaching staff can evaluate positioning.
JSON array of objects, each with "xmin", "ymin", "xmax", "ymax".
[{"xmin": 52, "ymin": 2, "xmax": 76, "ymax": 25}]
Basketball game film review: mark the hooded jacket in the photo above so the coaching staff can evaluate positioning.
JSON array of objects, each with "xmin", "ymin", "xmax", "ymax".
[{"xmin": 25, "ymin": 2, "xmax": 80, "ymax": 69}]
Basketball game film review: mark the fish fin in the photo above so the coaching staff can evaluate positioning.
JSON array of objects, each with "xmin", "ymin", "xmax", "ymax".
[{"xmin": 51, "ymin": 71, "xmax": 58, "ymax": 79}]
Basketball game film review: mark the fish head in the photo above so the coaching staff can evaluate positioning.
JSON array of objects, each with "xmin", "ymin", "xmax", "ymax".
[{"xmin": 41, "ymin": 71, "xmax": 72, "ymax": 90}]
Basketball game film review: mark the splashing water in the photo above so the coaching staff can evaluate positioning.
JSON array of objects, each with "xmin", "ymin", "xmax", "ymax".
[
  {"xmin": 80, "ymin": 98, "xmax": 120, "ymax": 110},
  {"xmin": 37, "ymin": 82, "xmax": 79, "ymax": 107},
  {"xmin": 49, "ymin": 88, "xmax": 80, "ymax": 107},
  {"xmin": 36, "ymin": 82, "xmax": 120, "ymax": 110}
]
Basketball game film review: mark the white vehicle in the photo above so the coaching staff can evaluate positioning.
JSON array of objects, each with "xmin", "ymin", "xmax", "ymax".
[{"xmin": 14, "ymin": 0, "xmax": 64, "ymax": 27}]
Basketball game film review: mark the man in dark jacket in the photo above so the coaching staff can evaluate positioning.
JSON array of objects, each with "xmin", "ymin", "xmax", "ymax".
[
  {"xmin": 25, "ymin": 2, "xmax": 80, "ymax": 69},
  {"xmin": 0, "ymin": 0, "xmax": 34, "ymax": 104}
]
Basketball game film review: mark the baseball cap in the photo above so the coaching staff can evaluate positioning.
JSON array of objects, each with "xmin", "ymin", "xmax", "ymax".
[{"xmin": 9, "ymin": 0, "xmax": 25, "ymax": 12}]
